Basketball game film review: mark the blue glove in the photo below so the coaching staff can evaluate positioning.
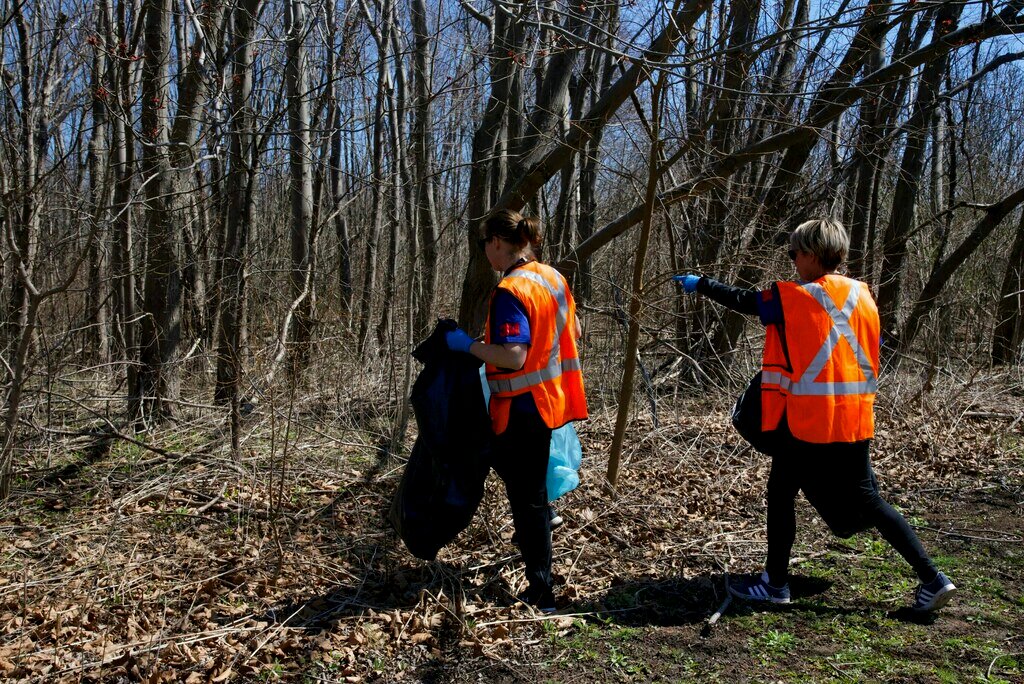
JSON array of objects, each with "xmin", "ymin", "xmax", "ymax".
[
  {"xmin": 445, "ymin": 328, "xmax": 475, "ymax": 354},
  {"xmin": 673, "ymin": 274, "xmax": 701, "ymax": 294}
]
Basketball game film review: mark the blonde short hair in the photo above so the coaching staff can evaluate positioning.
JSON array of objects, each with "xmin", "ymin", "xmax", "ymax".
[{"xmin": 790, "ymin": 218, "xmax": 849, "ymax": 270}]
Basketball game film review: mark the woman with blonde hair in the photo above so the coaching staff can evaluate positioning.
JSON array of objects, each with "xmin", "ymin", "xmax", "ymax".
[{"xmin": 676, "ymin": 218, "xmax": 954, "ymax": 612}]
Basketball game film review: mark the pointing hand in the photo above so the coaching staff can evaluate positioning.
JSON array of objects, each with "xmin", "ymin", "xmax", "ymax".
[{"xmin": 672, "ymin": 274, "xmax": 700, "ymax": 294}]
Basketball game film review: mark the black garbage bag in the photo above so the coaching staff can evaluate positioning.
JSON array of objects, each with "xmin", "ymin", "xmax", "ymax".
[
  {"xmin": 737, "ymin": 399, "xmax": 875, "ymax": 539},
  {"xmin": 732, "ymin": 373, "xmax": 781, "ymax": 455},
  {"xmin": 802, "ymin": 466, "xmax": 877, "ymax": 539},
  {"xmin": 388, "ymin": 319, "xmax": 493, "ymax": 560}
]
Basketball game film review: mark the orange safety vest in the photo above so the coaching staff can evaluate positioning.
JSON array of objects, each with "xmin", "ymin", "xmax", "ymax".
[
  {"xmin": 761, "ymin": 274, "xmax": 880, "ymax": 444},
  {"xmin": 485, "ymin": 261, "xmax": 588, "ymax": 435}
]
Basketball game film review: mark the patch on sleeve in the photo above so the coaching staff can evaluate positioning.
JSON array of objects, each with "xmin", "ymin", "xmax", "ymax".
[
  {"xmin": 499, "ymin": 322, "xmax": 521, "ymax": 337},
  {"xmin": 761, "ymin": 289, "xmax": 774, "ymax": 302}
]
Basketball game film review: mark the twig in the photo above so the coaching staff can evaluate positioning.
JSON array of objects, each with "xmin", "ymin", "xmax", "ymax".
[
  {"xmin": 707, "ymin": 593, "xmax": 731, "ymax": 626},
  {"xmin": 988, "ymin": 653, "xmax": 1023, "ymax": 679},
  {"xmin": 918, "ymin": 526, "xmax": 1023, "ymax": 543},
  {"xmin": 963, "ymin": 411, "xmax": 1022, "ymax": 421}
]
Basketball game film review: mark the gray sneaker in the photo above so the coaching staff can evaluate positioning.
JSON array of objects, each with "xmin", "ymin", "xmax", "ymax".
[
  {"xmin": 913, "ymin": 571, "xmax": 956, "ymax": 612},
  {"xmin": 728, "ymin": 571, "xmax": 791, "ymax": 604}
]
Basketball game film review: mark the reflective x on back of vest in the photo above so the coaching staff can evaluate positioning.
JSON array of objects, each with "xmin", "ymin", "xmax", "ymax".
[
  {"xmin": 783, "ymin": 280, "xmax": 877, "ymax": 396},
  {"xmin": 761, "ymin": 276, "xmax": 879, "ymax": 443}
]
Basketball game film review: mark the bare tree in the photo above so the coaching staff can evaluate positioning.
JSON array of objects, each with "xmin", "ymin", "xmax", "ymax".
[
  {"xmin": 410, "ymin": 0, "xmax": 439, "ymax": 339},
  {"xmin": 992, "ymin": 209, "xmax": 1024, "ymax": 365},
  {"xmin": 215, "ymin": 0, "xmax": 261, "ymax": 421},
  {"xmin": 355, "ymin": 0, "xmax": 394, "ymax": 355},
  {"xmin": 561, "ymin": 4, "xmax": 1024, "ymax": 275},
  {"xmin": 86, "ymin": 0, "xmax": 111, "ymax": 364},
  {"xmin": 898, "ymin": 186, "xmax": 1024, "ymax": 352},
  {"xmin": 136, "ymin": 0, "xmax": 181, "ymax": 421},
  {"xmin": 455, "ymin": 2, "xmax": 523, "ymax": 334},
  {"xmin": 285, "ymin": 0, "xmax": 316, "ymax": 368},
  {"xmin": 458, "ymin": 0, "xmax": 715, "ymax": 331},
  {"xmin": 607, "ymin": 65, "xmax": 672, "ymax": 488},
  {"xmin": 4, "ymin": 4, "xmax": 68, "ymax": 349},
  {"xmin": 877, "ymin": 1, "xmax": 965, "ymax": 340}
]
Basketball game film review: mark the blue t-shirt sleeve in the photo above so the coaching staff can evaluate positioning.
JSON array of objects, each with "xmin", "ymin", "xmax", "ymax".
[{"xmin": 490, "ymin": 290, "xmax": 531, "ymax": 344}]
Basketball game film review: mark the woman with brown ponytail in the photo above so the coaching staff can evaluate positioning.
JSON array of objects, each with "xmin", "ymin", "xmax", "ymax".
[{"xmin": 446, "ymin": 209, "xmax": 588, "ymax": 612}]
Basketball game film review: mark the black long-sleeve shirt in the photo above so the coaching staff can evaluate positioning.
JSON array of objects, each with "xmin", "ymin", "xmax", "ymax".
[{"xmin": 695, "ymin": 277, "xmax": 783, "ymax": 325}]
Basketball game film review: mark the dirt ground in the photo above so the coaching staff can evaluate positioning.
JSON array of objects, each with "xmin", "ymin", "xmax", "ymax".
[
  {"xmin": 1, "ymin": 372, "xmax": 1022, "ymax": 682},
  {"xmin": 411, "ymin": 486, "xmax": 1023, "ymax": 683}
]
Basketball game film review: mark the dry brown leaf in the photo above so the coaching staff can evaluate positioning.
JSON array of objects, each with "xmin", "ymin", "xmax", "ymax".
[{"xmin": 211, "ymin": 666, "xmax": 233, "ymax": 682}]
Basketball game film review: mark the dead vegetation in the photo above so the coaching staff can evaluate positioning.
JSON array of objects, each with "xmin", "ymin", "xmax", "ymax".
[{"xmin": 1, "ymin": 362, "xmax": 1022, "ymax": 682}]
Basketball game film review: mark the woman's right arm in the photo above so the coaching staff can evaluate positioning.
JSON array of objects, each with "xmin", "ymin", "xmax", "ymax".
[
  {"xmin": 694, "ymin": 278, "xmax": 784, "ymax": 325},
  {"xmin": 695, "ymin": 277, "xmax": 759, "ymax": 315}
]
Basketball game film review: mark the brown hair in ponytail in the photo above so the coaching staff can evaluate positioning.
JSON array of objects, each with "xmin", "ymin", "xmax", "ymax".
[{"xmin": 482, "ymin": 209, "xmax": 544, "ymax": 259}]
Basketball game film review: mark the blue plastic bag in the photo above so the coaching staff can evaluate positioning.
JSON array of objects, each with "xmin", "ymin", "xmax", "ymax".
[
  {"xmin": 547, "ymin": 422, "xmax": 582, "ymax": 502},
  {"xmin": 480, "ymin": 367, "xmax": 582, "ymax": 502}
]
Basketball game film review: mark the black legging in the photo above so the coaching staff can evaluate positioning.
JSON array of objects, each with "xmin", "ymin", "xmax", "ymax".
[
  {"xmin": 491, "ymin": 407, "xmax": 553, "ymax": 596},
  {"xmin": 765, "ymin": 435, "xmax": 938, "ymax": 587}
]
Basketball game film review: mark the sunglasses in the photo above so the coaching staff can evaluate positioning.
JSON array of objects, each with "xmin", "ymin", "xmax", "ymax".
[{"xmin": 788, "ymin": 248, "xmax": 798, "ymax": 261}]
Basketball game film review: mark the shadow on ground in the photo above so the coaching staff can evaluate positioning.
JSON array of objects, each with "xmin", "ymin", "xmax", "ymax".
[{"xmin": 576, "ymin": 571, "xmax": 840, "ymax": 628}]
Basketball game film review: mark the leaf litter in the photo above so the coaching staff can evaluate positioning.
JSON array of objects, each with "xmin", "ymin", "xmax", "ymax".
[{"xmin": 0, "ymin": 369, "xmax": 1021, "ymax": 681}]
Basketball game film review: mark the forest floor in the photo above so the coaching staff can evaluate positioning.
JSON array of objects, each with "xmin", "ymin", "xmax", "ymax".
[{"xmin": 1, "ymin": 368, "xmax": 1022, "ymax": 683}]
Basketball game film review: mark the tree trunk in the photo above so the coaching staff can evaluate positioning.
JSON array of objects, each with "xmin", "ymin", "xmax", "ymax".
[
  {"xmin": 137, "ymin": 0, "xmax": 181, "ymax": 422},
  {"xmin": 326, "ymin": 0, "xmax": 353, "ymax": 328},
  {"xmin": 5, "ymin": 3, "xmax": 43, "ymax": 352},
  {"xmin": 992, "ymin": 209, "xmax": 1024, "ymax": 365},
  {"xmin": 456, "ymin": 6, "xmax": 518, "ymax": 334},
  {"xmin": 575, "ymin": 2, "xmax": 618, "ymax": 301},
  {"xmin": 877, "ymin": 2, "xmax": 965, "ymax": 340},
  {"xmin": 847, "ymin": 39, "xmax": 884, "ymax": 279},
  {"xmin": 899, "ymin": 186, "xmax": 1024, "ymax": 352},
  {"xmin": 410, "ymin": 0, "xmax": 439, "ymax": 340},
  {"xmin": 106, "ymin": 0, "xmax": 139, "ymax": 404},
  {"xmin": 356, "ymin": 0, "xmax": 393, "ymax": 353},
  {"xmin": 285, "ymin": 0, "xmax": 316, "ymax": 369},
  {"xmin": 215, "ymin": 0, "xmax": 259, "ymax": 418},
  {"xmin": 607, "ymin": 69, "xmax": 669, "ymax": 488},
  {"xmin": 87, "ymin": 3, "xmax": 111, "ymax": 364},
  {"xmin": 0, "ymin": 292, "xmax": 40, "ymax": 499},
  {"xmin": 376, "ymin": 26, "xmax": 412, "ymax": 349}
]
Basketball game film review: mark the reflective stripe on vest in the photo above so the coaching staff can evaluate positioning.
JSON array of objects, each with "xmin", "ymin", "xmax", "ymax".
[
  {"xmin": 488, "ymin": 357, "xmax": 582, "ymax": 393},
  {"xmin": 761, "ymin": 281, "xmax": 878, "ymax": 396},
  {"xmin": 487, "ymin": 267, "xmax": 574, "ymax": 394}
]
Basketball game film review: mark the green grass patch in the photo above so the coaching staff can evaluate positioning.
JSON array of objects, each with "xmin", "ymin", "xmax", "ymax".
[{"xmin": 749, "ymin": 628, "xmax": 799, "ymax": 664}]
